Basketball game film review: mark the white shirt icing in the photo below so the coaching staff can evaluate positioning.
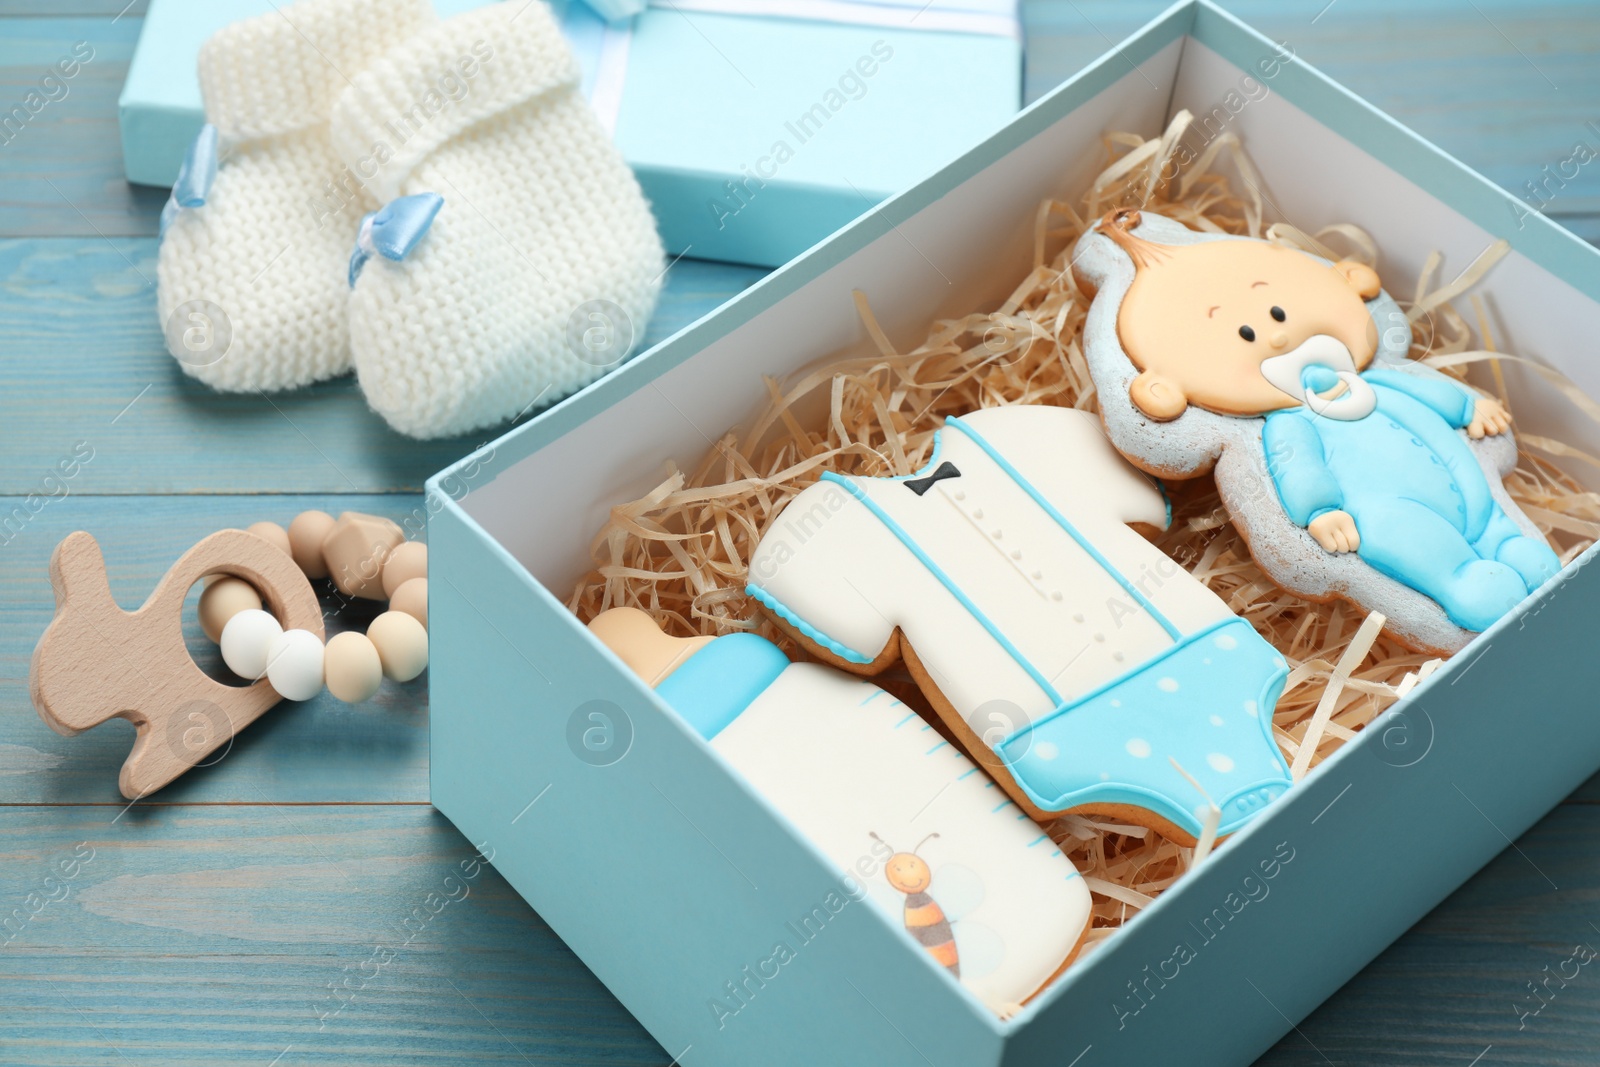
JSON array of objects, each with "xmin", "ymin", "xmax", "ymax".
[{"xmin": 748, "ymin": 405, "xmax": 1235, "ymax": 731}]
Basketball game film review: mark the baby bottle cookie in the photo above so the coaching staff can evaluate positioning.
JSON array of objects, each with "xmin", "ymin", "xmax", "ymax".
[
  {"xmin": 1071, "ymin": 209, "xmax": 1561, "ymax": 654},
  {"xmin": 587, "ymin": 607, "xmax": 1092, "ymax": 1013},
  {"xmin": 745, "ymin": 405, "xmax": 1294, "ymax": 845}
]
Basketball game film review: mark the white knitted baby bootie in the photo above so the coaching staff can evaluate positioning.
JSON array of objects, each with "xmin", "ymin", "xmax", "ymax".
[
  {"xmin": 331, "ymin": 0, "xmax": 664, "ymax": 439},
  {"xmin": 156, "ymin": 0, "xmax": 438, "ymax": 391}
]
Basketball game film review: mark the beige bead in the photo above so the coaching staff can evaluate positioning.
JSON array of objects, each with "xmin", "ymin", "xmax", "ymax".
[
  {"xmin": 390, "ymin": 577, "xmax": 427, "ymax": 629},
  {"xmin": 197, "ymin": 576, "xmax": 262, "ymax": 643},
  {"xmin": 321, "ymin": 511, "xmax": 405, "ymax": 600},
  {"xmin": 288, "ymin": 510, "xmax": 336, "ymax": 579},
  {"xmin": 367, "ymin": 611, "xmax": 429, "ymax": 682},
  {"xmin": 382, "ymin": 541, "xmax": 428, "ymax": 599},
  {"xmin": 324, "ymin": 631, "xmax": 383, "ymax": 703},
  {"xmin": 246, "ymin": 521, "xmax": 292, "ymax": 558}
]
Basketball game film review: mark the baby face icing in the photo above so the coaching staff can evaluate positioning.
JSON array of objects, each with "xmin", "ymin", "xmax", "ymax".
[{"xmin": 1106, "ymin": 211, "xmax": 1382, "ymax": 422}]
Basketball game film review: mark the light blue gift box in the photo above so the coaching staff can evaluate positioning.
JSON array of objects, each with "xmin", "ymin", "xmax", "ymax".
[
  {"xmin": 426, "ymin": 2, "xmax": 1600, "ymax": 1064},
  {"xmin": 118, "ymin": 0, "xmax": 1022, "ymax": 268},
  {"xmin": 554, "ymin": 0, "xmax": 1022, "ymax": 266}
]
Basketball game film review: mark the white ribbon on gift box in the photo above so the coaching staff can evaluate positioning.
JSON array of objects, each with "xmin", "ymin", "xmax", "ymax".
[{"xmin": 586, "ymin": 0, "xmax": 1022, "ymax": 133}]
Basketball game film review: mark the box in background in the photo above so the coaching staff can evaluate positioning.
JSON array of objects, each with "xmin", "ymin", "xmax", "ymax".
[
  {"xmin": 554, "ymin": 0, "xmax": 1022, "ymax": 265},
  {"xmin": 118, "ymin": 0, "xmax": 1022, "ymax": 267}
]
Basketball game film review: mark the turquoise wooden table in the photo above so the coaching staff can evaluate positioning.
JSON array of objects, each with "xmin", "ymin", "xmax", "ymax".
[{"xmin": 4, "ymin": 1, "xmax": 1600, "ymax": 1063}]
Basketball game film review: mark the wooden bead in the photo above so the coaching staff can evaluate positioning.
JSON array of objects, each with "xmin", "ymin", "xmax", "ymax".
[
  {"xmin": 368, "ymin": 611, "xmax": 428, "ymax": 682},
  {"xmin": 389, "ymin": 577, "xmax": 427, "ymax": 629},
  {"xmin": 324, "ymin": 631, "xmax": 383, "ymax": 703},
  {"xmin": 265, "ymin": 629, "xmax": 325, "ymax": 702},
  {"xmin": 246, "ymin": 521, "xmax": 292, "ymax": 558},
  {"xmin": 381, "ymin": 541, "xmax": 427, "ymax": 599},
  {"xmin": 198, "ymin": 576, "xmax": 262, "ymax": 643},
  {"xmin": 220, "ymin": 609, "xmax": 283, "ymax": 680},
  {"xmin": 322, "ymin": 511, "xmax": 405, "ymax": 600},
  {"xmin": 287, "ymin": 510, "xmax": 336, "ymax": 579}
]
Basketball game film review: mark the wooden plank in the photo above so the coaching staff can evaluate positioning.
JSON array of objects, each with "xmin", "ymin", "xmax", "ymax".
[
  {"xmin": 0, "ymin": 2, "xmax": 146, "ymax": 15},
  {"xmin": 0, "ymin": 5, "xmax": 1598, "ymax": 1066},
  {"xmin": 3, "ymin": 5, "xmax": 1599, "ymax": 234},
  {"xmin": 0, "ymin": 18, "xmax": 164, "ymax": 238},
  {"xmin": 1564, "ymin": 766, "xmax": 1600, "ymax": 804},
  {"xmin": 0, "ymin": 240, "xmax": 766, "ymax": 494},
  {"xmin": 1023, "ymin": 1, "xmax": 1600, "ymax": 217},
  {"xmin": 0, "ymin": 495, "xmax": 432, "ymax": 805},
  {"xmin": 1253, "ymin": 800, "xmax": 1600, "ymax": 1066},
  {"xmin": 3, "ymin": 797, "xmax": 1600, "ymax": 1065},
  {"xmin": 0, "ymin": 804, "xmax": 663, "ymax": 1066}
]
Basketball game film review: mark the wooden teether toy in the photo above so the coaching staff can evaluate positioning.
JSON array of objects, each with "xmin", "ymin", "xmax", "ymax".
[
  {"xmin": 30, "ymin": 528, "xmax": 323, "ymax": 799},
  {"xmin": 32, "ymin": 511, "xmax": 431, "ymax": 799}
]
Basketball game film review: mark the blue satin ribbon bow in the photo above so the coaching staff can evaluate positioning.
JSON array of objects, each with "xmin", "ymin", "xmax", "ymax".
[
  {"xmin": 348, "ymin": 193, "xmax": 445, "ymax": 286},
  {"xmin": 159, "ymin": 124, "xmax": 219, "ymax": 236}
]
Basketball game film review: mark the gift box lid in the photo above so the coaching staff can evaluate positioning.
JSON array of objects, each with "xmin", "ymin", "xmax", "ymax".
[{"xmin": 557, "ymin": 0, "xmax": 1023, "ymax": 266}]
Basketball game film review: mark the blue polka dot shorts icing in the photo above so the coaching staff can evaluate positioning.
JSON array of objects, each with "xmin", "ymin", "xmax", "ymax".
[{"xmin": 997, "ymin": 618, "xmax": 1292, "ymax": 839}]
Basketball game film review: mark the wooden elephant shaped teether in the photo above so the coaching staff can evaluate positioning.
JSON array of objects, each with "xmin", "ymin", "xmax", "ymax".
[{"xmin": 29, "ymin": 529, "xmax": 323, "ymax": 799}]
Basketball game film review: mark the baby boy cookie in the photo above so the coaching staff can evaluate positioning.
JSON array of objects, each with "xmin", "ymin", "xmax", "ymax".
[
  {"xmin": 588, "ymin": 608, "xmax": 1091, "ymax": 1013},
  {"xmin": 1071, "ymin": 210, "xmax": 1561, "ymax": 654},
  {"xmin": 746, "ymin": 404, "xmax": 1294, "ymax": 845}
]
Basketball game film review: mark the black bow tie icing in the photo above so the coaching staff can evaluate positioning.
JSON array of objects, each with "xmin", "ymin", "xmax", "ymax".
[{"xmin": 903, "ymin": 461, "xmax": 962, "ymax": 496}]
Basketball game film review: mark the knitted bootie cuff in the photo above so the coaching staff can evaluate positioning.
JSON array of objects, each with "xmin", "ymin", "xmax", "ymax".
[
  {"xmin": 198, "ymin": 0, "xmax": 438, "ymax": 143},
  {"xmin": 329, "ymin": 0, "xmax": 581, "ymax": 202}
]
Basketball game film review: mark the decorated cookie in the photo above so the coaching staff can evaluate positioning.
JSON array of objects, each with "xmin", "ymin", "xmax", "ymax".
[
  {"xmin": 744, "ymin": 405, "xmax": 1293, "ymax": 845},
  {"xmin": 588, "ymin": 607, "xmax": 1092, "ymax": 1013},
  {"xmin": 1071, "ymin": 209, "xmax": 1561, "ymax": 654}
]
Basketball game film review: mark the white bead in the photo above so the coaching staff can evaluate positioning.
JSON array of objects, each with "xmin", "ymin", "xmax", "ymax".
[
  {"xmin": 265, "ymin": 629, "xmax": 325, "ymax": 702},
  {"xmin": 220, "ymin": 609, "xmax": 283, "ymax": 680}
]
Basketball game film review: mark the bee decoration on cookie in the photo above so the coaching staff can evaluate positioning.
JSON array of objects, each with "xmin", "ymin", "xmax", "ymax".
[{"xmin": 871, "ymin": 831, "xmax": 960, "ymax": 978}]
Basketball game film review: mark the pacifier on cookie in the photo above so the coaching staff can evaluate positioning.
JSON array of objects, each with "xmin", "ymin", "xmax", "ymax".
[{"xmin": 1071, "ymin": 208, "xmax": 1560, "ymax": 654}]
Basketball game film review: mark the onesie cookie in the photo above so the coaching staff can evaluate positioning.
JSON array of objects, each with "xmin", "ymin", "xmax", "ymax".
[
  {"xmin": 745, "ymin": 405, "xmax": 1293, "ymax": 845},
  {"xmin": 588, "ymin": 608, "xmax": 1092, "ymax": 1012},
  {"xmin": 1071, "ymin": 209, "xmax": 1561, "ymax": 654}
]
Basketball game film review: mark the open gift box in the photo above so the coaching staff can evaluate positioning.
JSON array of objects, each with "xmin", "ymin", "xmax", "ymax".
[{"xmin": 425, "ymin": 2, "xmax": 1600, "ymax": 1064}]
